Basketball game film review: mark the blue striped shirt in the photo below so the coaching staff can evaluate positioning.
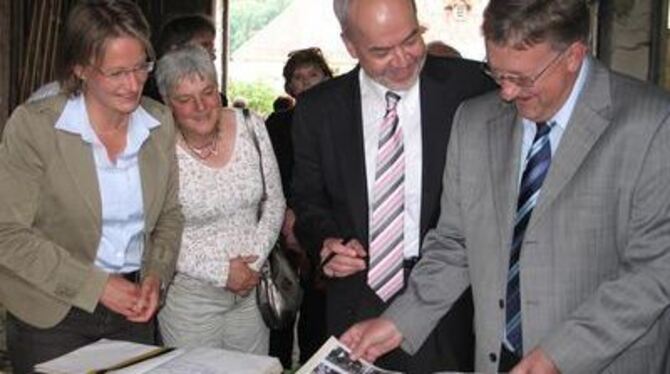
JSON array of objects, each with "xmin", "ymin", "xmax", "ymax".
[{"xmin": 55, "ymin": 95, "xmax": 159, "ymax": 273}]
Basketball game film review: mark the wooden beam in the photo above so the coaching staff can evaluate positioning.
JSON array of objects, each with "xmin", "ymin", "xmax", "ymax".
[{"xmin": 0, "ymin": 0, "xmax": 10, "ymax": 136}]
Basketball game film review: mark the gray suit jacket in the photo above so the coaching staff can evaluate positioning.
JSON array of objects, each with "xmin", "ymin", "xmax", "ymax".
[
  {"xmin": 385, "ymin": 58, "xmax": 670, "ymax": 373},
  {"xmin": 0, "ymin": 94, "xmax": 183, "ymax": 328}
]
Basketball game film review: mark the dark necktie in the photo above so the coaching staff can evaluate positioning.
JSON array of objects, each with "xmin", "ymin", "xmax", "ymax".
[
  {"xmin": 368, "ymin": 91, "xmax": 404, "ymax": 302},
  {"xmin": 504, "ymin": 121, "xmax": 554, "ymax": 355}
]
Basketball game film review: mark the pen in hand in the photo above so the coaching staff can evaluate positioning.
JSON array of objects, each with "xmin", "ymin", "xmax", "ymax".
[{"xmin": 320, "ymin": 236, "xmax": 353, "ymax": 271}]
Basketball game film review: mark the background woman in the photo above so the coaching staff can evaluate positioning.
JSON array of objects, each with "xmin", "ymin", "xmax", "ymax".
[
  {"xmin": 265, "ymin": 47, "xmax": 334, "ymax": 369},
  {"xmin": 0, "ymin": 0, "xmax": 182, "ymax": 372},
  {"xmin": 155, "ymin": 45, "xmax": 285, "ymax": 354},
  {"xmin": 143, "ymin": 13, "xmax": 228, "ymax": 107}
]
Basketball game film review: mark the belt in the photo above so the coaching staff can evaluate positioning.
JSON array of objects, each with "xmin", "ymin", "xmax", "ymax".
[{"xmin": 120, "ymin": 271, "xmax": 140, "ymax": 283}]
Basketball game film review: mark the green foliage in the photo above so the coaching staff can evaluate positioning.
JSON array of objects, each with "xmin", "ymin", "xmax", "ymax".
[
  {"xmin": 230, "ymin": 0, "xmax": 292, "ymax": 52},
  {"xmin": 228, "ymin": 80, "xmax": 279, "ymax": 117}
]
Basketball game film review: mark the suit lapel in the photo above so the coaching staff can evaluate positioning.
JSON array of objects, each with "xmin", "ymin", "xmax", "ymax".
[
  {"xmin": 488, "ymin": 103, "xmax": 524, "ymax": 258},
  {"xmin": 419, "ymin": 69, "xmax": 448, "ymax": 235},
  {"xmin": 139, "ymin": 131, "xmax": 159, "ymax": 225},
  {"xmin": 529, "ymin": 59, "xmax": 612, "ymax": 229},
  {"xmin": 56, "ymin": 131, "xmax": 101, "ymax": 226},
  {"xmin": 334, "ymin": 69, "xmax": 369, "ymax": 242}
]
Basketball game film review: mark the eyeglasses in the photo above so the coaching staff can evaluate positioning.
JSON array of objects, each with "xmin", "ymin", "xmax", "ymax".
[
  {"xmin": 288, "ymin": 47, "xmax": 323, "ymax": 58},
  {"xmin": 482, "ymin": 49, "xmax": 567, "ymax": 89},
  {"xmin": 92, "ymin": 61, "xmax": 154, "ymax": 83}
]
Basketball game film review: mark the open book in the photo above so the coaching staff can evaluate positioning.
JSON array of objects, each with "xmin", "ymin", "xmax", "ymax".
[{"xmin": 35, "ymin": 339, "xmax": 283, "ymax": 374}]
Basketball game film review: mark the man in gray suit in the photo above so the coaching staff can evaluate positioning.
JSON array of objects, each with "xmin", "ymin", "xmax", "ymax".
[{"xmin": 341, "ymin": 1, "xmax": 670, "ymax": 373}]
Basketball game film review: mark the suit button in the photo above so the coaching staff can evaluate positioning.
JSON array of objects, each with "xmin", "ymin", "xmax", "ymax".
[
  {"xmin": 499, "ymin": 299, "xmax": 505, "ymax": 309},
  {"xmin": 489, "ymin": 352, "xmax": 497, "ymax": 362},
  {"xmin": 55, "ymin": 285, "xmax": 76, "ymax": 298}
]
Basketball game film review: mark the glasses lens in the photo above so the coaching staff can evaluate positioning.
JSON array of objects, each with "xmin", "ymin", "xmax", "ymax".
[{"xmin": 482, "ymin": 63, "xmax": 534, "ymax": 88}]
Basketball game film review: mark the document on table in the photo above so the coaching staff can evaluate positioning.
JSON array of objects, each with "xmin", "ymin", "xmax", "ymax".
[
  {"xmin": 297, "ymin": 336, "xmax": 400, "ymax": 374},
  {"xmin": 35, "ymin": 339, "xmax": 283, "ymax": 374},
  {"xmin": 296, "ymin": 336, "xmax": 483, "ymax": 374}
]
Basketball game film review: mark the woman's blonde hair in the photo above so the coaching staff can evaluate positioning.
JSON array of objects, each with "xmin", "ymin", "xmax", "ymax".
[{"xmin": 57, "ymin": 0, "xmax": 154, "ymax": 96}]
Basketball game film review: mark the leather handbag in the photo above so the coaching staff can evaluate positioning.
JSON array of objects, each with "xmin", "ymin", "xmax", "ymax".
[
  {"xmin": 256, "ymin": 244, "xmax": 303, "ymax": 329},
  {"xmin": 240, "ymin": 109, "xmax": 303, "ymax": 329}
]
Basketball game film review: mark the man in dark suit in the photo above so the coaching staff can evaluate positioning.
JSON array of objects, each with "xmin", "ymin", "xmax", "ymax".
[{"xmin": 290, "ymin": 0, "xmax": 494, "ymax": 372}]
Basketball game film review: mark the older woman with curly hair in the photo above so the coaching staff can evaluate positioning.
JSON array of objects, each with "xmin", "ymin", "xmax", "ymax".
[{"xmin": 155, "ymin": 45, "xmax": 285, "ymax": 354}]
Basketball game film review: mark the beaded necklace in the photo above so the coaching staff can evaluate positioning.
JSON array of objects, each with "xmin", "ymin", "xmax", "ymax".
[{"xmin": 181, "ymin": 130, "xmax": 219, "ymax": 160}]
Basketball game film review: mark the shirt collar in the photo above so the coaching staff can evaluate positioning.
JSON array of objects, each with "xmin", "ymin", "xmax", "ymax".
[
  {"xmin": 55, "ymin": 95, "xmax": 161, "ymax": 145},
  {"xmin": 552, "ymin": 57, "xmax": 590, "ymax": 130},
  {"xmin": 358, "ymin": 69, "xmax": 420, "ymax": 113}
]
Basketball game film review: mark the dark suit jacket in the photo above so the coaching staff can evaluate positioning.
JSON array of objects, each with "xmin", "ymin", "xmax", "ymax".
[
  {"xmin": 265, "ymin": 108, "xmax": 295, "ymax": 199},
  {"xmin": 291, "ymin": 55, "xmax": 495, "ymax": 371}
]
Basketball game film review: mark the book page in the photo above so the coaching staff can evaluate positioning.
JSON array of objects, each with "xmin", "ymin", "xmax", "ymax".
[
  {"xmin": 146, "ymin": 347, "xmax": 282, "ymax": 374},
  {"xmin": 35, "ymin": 339, "xmax": 282, "ymax": 374},
  {"xmin": 34, "ymin": 339, "xmax": 166, "ymax": 374}
]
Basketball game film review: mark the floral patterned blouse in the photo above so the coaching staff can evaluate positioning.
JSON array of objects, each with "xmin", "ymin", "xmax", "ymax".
[{"xmin": 175, "ymin": 109, "xmax": 285, "ymax": 287}]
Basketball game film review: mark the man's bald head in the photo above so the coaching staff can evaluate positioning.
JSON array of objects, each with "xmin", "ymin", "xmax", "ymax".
[{"xmin": 333, "ymin": 0, "xmax": 417, "ymax": 36}]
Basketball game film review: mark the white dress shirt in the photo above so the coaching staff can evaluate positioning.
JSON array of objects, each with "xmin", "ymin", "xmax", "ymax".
[{"xmin": 519, "ymin": 58, "xmax": 591, "ymax": 178}]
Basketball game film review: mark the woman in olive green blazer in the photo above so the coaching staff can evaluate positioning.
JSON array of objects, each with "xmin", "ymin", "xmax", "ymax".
[{"xmin": 0, "ymin": 1, "xmax": 182, "ymax": 372}]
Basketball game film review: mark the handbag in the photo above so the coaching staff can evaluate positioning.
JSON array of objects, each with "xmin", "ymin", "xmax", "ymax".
[
  {"xmin": 241, "ymin": 109, "xmax": 303, "ymax": 329},
  {"xmin": 257, "ymin": 244, "xmax": 303, "ymax": 329}
]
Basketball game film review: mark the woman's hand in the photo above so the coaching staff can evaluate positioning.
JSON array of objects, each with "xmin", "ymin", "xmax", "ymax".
[
  {"xmin": 127, "ymin": 274, "xmax": 161, "ymax": 323},
  {"xmin": 100, "ymin": 275, "xmax": 141, "ymax": 318},
  {"xmin": 226, "ymin": 255, "xmax": 260, "ymax": 296}
]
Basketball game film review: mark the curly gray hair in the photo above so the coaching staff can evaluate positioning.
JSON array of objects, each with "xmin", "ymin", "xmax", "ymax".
[{"xmin": 155, "ymin": 44, "xmax": 217, "ymax": 100}]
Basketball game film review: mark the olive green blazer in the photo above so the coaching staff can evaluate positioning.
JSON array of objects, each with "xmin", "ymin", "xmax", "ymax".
[{"xmin": 0, "ymin": 94, "xmax": 183, "ymax": 328}]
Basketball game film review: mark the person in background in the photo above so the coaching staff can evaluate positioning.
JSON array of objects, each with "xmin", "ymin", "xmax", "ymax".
[
  {"xmin": 155, "ymin": 45, "xmax": 285, "ymax": 354},
  {"xmin": 143, "ymin": 14, "xmax": 228, "ymax": 106},
  {"xmin": 290, "ymin": 0, "xmax": 495, "ymax": 372},
  {"xmin": 343, "ymin": 0, "xmax": 670, "ymax": 373},
  {"xmin": 265, "ymin": 47, "xmax": 333, "ymax": 369},
  {"xmin": 0, "ymin": 0, "xmax": 182, "ymax": 372},
  {"xmin": 156, "ymin": 14, "xmax": 216, "ymax": 59},
  {"xmin": 426, "ymin": 40, "xmax": 462, "ymax": 58},
  {"xmin": 232, "ymin": 97, "xmax": 248, "ymax": 109},
  {"xmin": 26, "ymin": 81, "xmax": 62, "ymax": 103}
]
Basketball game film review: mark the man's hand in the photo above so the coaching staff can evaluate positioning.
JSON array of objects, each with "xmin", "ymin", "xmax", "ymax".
[
  {"xmin": 511, "ymin": 348, "xmax": 559, "ymax": 374},
  {"xmin": 340, "ymin": 317, "xmax": 403, "ymax": 363},
  {"xmin": 320, "ymin": 237, "xmax": 366, "ymax": 278},
  {"xmin": 226, "ymin": 255, "xmax": 260, "ymax": 296},
  {"xmin": 127, "ymin": 274, "xmax": 160, "ymax": 323},
  {"xmin": 100, "ymin": 275, "xmax": 141, "ymax": 318}
]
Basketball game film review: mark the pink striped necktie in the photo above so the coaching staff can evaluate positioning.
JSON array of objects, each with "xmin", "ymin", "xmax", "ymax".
[{"xmin": 368, "ymin": 91, "xmax": 404, "ymax": 302}]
